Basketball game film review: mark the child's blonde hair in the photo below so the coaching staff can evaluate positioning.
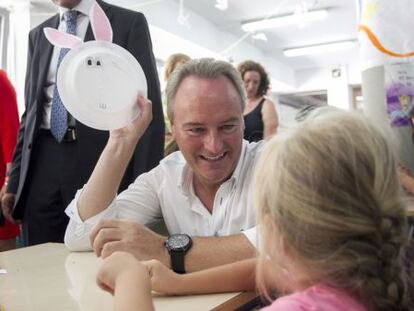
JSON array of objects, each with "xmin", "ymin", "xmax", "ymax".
[{"xmin": 254, "ymin": 109, "xmax": 409, "ymax": 311}]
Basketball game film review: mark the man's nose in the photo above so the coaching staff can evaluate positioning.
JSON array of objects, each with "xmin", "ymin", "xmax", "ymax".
[{"xmin": 204, "ymin": 131, "xmax": 223, "ymax": 154}]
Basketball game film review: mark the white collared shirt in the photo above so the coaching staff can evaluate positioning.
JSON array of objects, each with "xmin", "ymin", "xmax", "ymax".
[
  {"xmin": 41, "ymin": 0, "xmax": 95, "ymax": 129},
  {"xmin": 64, "ymin": 140, "xmax": 263, "ymax": 250}
]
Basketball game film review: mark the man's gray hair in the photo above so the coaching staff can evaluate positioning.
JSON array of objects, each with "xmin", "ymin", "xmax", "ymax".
[{"xmin": 165, "ymin": 58, "xmax": 246, "ymax": 123}]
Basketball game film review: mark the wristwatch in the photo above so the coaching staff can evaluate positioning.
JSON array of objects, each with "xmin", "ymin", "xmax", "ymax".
[{"xmin": 165, "ymin": 233, "xmax": 192, "ymax": 274}]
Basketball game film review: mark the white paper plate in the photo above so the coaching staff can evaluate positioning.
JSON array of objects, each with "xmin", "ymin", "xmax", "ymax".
[{"xmin": 57, "ymin": 41, "xmax": 147, "ymax": 130}]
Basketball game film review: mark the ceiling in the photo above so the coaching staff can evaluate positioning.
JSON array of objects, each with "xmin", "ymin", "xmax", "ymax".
[
  {"xmin": 179, "ymin": 0, "xmax": 360, "ymax": 71},
  {"xmin": 24, "ymin": 0, "xmax": 360, "ymax": 72}
]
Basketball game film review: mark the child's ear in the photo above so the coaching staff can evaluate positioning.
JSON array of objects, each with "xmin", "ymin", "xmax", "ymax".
[
  {"xmin": 262, "ymin": 215, "xmax": 293, "ymax": 260},
  {"xmin": 261, "ymin": 215, "xmax": 280, "ymax": 255}
]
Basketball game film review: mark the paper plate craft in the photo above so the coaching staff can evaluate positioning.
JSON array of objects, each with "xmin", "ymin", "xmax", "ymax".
[{"xmin": 44, "ymin": 2, "xmax": 147, "ymax": 130}]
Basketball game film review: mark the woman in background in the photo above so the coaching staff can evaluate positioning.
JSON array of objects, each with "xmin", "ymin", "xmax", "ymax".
[
  {"xmin": 0, "ymin": 70, "xmax": 20, "ymax": 251},
  {"xmin": 237, "ymin": 60, "xmax": 278, "ymax": 142}
]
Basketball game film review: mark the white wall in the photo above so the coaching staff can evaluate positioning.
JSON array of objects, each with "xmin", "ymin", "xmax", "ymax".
[
  {"xmin": 5, "ymin": 1, "xmax": 30, "ymax": 115},
  {"xmin": 277, "ymin": 103, "xmax": 299, "ymax": 133},
  {"xmin": 294, "ymin": 62, "xmax": 361, "ymax": 109},
  {"xmin": 327, "ymin": 65, "xmax": 352, "ymax": 110}
]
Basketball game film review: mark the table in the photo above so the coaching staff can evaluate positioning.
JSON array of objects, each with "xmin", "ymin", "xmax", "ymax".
[{"xmin": 0, "ymin": 243, "xmax": 255, "ymax": 311}]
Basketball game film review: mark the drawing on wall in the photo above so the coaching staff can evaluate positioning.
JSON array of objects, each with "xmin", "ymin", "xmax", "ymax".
[
  {"xmin": 358, "ymin": 0, "xmax": 414, "ymax": 70},
  {"xmin": 385, "ymin": 63, "xmax": 414, "ymax": 127}
]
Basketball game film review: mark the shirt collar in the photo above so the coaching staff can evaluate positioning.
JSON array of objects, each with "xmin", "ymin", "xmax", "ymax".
[
  {"xmin": 58, "ymin": 0, "xmax": 94, "ymax": 19},
  {"xmin": 231, "ymin": 139, "xmax": 249, "ymax": 183},
  {"xmin": 178, "ymin": 140, "xmax": 249, "ymax": 196}
]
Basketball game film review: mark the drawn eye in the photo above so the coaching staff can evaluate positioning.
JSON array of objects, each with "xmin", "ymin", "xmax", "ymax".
[
  {"xmin": 96, "ymin": 59, "xmax": 102, "ymax": 66},
  {"xmin": 86, "ymin": 57, "xmax": 93, "ymax": 66}
]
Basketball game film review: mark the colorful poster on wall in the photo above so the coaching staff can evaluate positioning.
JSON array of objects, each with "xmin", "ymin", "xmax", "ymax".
[
  {"xmin": 385, "ymin": 63, "xmax": 414, "ymax": 127},
  {"xmin": 358, "ymin": 0, "xmax": 414, "ymax": 70}
]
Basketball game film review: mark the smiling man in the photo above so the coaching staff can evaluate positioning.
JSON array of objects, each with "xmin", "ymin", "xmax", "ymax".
[{"xmin": 64, "ymin": 59, "xmax": 261, "ymax": 272}]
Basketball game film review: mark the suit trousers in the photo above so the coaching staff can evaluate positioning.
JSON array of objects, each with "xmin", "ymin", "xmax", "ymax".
[{"xmin": 20, "ymin": 129, "xmax": 89, "ymax": 245}]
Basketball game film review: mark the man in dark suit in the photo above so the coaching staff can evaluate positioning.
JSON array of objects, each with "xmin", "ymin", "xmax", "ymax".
[{"xmin": 1, "ymin": 0, "xmax": 165, "ymax": 245}]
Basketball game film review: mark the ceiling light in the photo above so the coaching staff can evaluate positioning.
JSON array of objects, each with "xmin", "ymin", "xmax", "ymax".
[
  {"xmin": 283, "ymin": 40, "xmax": 356, "ymax": 57},
  {"xmin": 251, "ymin": 33, "xmax": 268, "ymax": 41},
  {"xmin": 241, "ymin": 9, "xmax": 328, "ymax": 32},
  {"xmin": 214, "ymin": 0, "xmax": 228, "ymax": 11}
]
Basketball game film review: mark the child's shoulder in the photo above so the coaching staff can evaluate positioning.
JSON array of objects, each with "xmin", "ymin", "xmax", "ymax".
[{"xmin": 261, "ymin": 284, "xmax": 367, "ymax": 311}]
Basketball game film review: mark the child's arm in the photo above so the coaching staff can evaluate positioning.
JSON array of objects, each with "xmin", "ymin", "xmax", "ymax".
[
  {"xmin": 97, "ymin": 251, "xmax": 155, "ymax": 311},
  {"xmin": 144, "ymin": 258, "xmax": 257, "ymax": 295},
  {"xmin": 398, "ymin": 164, "xmax": 414, "ymax": 194}
]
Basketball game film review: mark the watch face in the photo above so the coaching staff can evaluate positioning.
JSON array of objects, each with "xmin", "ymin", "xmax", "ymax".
[{"xmin": 167, "ymin": 234, "xmax": 191, "ymax": 251}]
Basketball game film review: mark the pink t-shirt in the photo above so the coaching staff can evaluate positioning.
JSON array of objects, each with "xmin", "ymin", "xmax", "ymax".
[{"xmin": 261, "ymin": 284, "xmax": 368, "ymax": 311}]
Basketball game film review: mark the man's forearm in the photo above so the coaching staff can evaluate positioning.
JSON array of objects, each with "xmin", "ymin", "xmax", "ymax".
[
  {"xmin": 182, "ymin": 234, "xmax": 256, "ymax": 272},
  {"xmin": 77, "ymin": 97, "xmax": 152, "ymax": 221},
  {"xmin": 78, "ymin": 139, "xmax": 136, "ymax": 220}
]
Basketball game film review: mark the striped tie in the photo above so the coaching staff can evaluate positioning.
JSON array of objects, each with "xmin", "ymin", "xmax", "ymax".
[{"xmin": 50, "ymin": 10, "xmax": 78, "ymax": 142}]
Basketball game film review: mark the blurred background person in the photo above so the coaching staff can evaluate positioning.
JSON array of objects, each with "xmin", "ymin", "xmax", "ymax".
[
  {"xmin": 163, "ymin": 53, "xmax": 191, "ymax": 155},
  {"xmin": 237, "ymin": 60, "xmax": 278, "ymax": 142},
  {"xmin": 0, "ymin": 70, "xmax": 20, "ymax": 251}
]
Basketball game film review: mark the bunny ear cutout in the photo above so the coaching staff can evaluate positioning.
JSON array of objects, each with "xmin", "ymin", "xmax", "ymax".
[
  {"xmin": 44, "ymin": 27, "xmax": 82, "ymax": 49},
  {"xmin": 90, "ymin": 1, "xmax": 113, "ymax": 42}
]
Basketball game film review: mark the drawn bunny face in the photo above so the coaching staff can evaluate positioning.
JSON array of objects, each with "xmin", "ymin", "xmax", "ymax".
[{"xmin": 44, "ymin": 1, "xmax": 147, "ymax": 130}]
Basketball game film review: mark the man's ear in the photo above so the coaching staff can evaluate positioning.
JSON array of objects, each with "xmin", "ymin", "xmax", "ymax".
[{"xmin": 171, "ymin": 123, "xmax": 176, "ymax": 138}]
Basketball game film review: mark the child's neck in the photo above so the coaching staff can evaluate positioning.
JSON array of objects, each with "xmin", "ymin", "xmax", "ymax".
[{"xmin": 280, "ymin": 259, "xmax": 317, "ymax": 293}]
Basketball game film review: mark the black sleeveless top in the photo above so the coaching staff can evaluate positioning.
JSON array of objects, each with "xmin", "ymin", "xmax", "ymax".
[{"xmin": 243, "ymin": 98, "xmax": 265, "ymax": 142}]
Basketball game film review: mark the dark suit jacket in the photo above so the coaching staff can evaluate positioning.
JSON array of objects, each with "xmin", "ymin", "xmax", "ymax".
[{"xmin": 8, "ymin": 0, "xmax": 165, "ymax": 219}]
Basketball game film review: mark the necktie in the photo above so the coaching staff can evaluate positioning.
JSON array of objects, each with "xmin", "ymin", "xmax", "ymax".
[{"xmin": 50, "ymin": 10, "xmax": 78, "ymax": 142}]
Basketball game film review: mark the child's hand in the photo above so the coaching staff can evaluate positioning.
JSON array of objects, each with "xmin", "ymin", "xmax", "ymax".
[
  {"xmin": 97, "ymin": 251, "xmax": 150, "ymax": 295},
  {"xmin": 142, "ymin": 259, "xmax": 183, "ymax": 295}
]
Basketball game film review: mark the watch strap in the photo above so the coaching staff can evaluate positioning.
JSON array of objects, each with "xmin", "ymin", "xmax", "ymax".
[{"xmin": 170, "ymin": 250, "xmax": 186, "ymax": 274}]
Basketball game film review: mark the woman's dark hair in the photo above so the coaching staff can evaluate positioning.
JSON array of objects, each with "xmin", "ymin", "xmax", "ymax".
[{"xmin": 237, "ymin": 60, "xmax": 270, "ymax": 97}]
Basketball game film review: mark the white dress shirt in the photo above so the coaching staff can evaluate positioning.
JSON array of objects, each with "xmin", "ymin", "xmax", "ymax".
[
  {"xmin": 64, "ymin": 140, "xmax": 263, "ymax": 250},
  {"xmin": 41, "ymin": 0, "xmax": 94, "ymax": 129}
]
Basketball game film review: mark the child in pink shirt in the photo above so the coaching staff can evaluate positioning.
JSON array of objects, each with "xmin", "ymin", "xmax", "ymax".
[
  {"xmin": 262, "ymin": 284, "xmax": 367, "ymax": 311},
  {"xmin": 97, "ymin": 109, "xmax": 410, "ymax": 311}
]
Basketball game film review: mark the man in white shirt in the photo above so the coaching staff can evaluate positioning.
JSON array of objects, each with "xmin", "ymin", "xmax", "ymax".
[{"xmin": 65, "ymin": 59, "xmax": 259, "ymax": 272}]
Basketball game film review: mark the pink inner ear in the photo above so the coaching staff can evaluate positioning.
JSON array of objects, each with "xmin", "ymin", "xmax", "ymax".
[
  {"xmin": 90, "ymin": 2, "xmax": 113, "ymax": 42},
  {"xmin": 44, "ymin": 27, "xmax": 82, "ymax": 48}
]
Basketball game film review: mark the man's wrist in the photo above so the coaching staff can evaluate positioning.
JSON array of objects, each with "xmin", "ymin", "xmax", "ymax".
[
  {"xmin": 165, "ymin": 234, "xmax": 192, "ymax": 273},
  {"xmin": 160, "ymin": 237, "xmax": 171, "ymax": 268},
  {"xmin": 106, "ymin": 137, "xmax": 137, "ymax": 162}
]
